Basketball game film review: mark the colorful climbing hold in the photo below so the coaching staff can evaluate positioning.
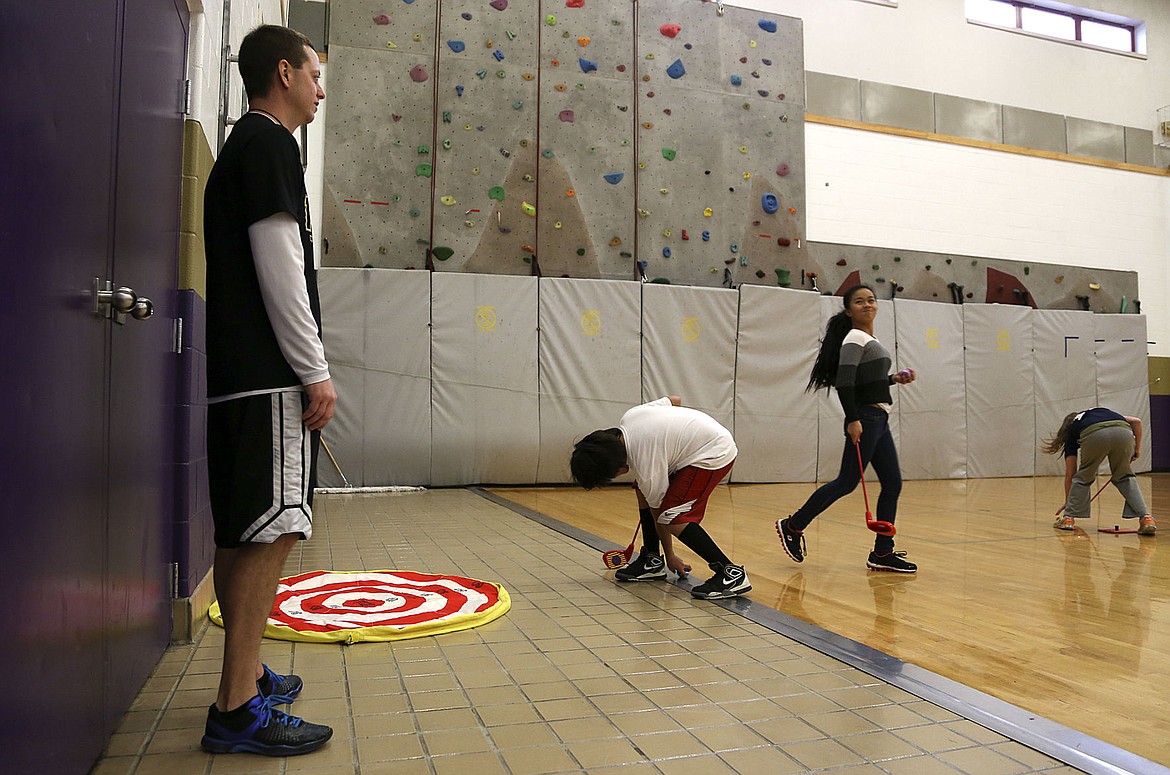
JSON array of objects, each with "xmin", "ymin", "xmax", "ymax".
[
  {"xmin": 373, "ymin": 14, "xmax": 391, "ymax": 24},
  {"xmin": 409, "ymin": 64, "xmax": 428, "ymax": 81},
  {"xmin": 432, "ymin": 246, "xmax": 454, "ymax": 261},
  {"xmin": 440, "ymin": 195, "xmax": 456, "ymax": 205},
  {"xmin": 702, "ymin": 230, "xmax": 710, "ymax": 241},
  {"xmin": 415, "ymin": 163, "xmax": 432, "ymax": 177},
  {"xmin": 488, "ymin": 186, "xmax": 505, "ymax": 201},
  {"xmin": 660, "ymin": 23, "xmax": 681, "ymax": 37},
  {"xmin": 661, "ymin": 148, "xmax": 676, "ymax": 160},
  {"xmin": 578, "ymin": 36, "xmax": 590, "ymax": 46},
  {"xmin": 777, "ymin": 237, "xmax": 791, "ymax": 247},
  {"xmin": 703, "ymin": 208, "xmax": 713, "ymax": 217},
  {"xmin": 521, "ymin": 201, "xmax": 536, "ymax": 216},
  {"xmin": 761, "ymin": 193, "xmax": 779, "ymax": 214},
  {"xmin": 663, "ymin": 247, "xmax": 671, "ymax": 257},
  {"xmin": 545, "ymin": 14, "xmax": 557, "ymax": 24},
  {"xmin": 579, "ymin": 57, "xmax": 597, "ymax": 72},
  {"xmin": 730, "ymin": 75, "xmax": 742, "ymax": 86},
  {"xmin": 493, "ymin": 49, "xmax": 504, "ymax": 61},
  {"xmin": 603, "ymin": 172, "xmax": 624, "ymax": 184},
  {"xmin": 490, "ymin": 0, "xmax": 507, "ymax": 9},
  {"xmin": 666, "ymin": 59, "xmax": 685, "ymax": 79},
  {"xmin": 567, "ymin": 0, "xmax": 585, "ymax": 6},
  {"xmin": 558, "ymin": 109, "xmax": 574, "ymax": 122},
  {"xmin": 758, "ymin": 19, "xmax": 777, "ymax": 32},
  {"xmin": 447, "ymin": 40, "xmax": 465, "ymax": 52}
]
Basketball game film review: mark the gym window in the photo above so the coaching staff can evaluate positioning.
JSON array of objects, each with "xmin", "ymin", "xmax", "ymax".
[{"xmin": 966, "ymin": 0, "xmax": 1144, "ymax": 55}]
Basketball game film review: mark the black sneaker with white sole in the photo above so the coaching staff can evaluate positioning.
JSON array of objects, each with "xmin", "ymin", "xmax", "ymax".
[
  {"xmin": 776, "ymin": 518, "xmax": 805, "ymax": 563},
  {"xmin": 866, "ymin": 551, "xmax": 917, "ymax": 573},
  {"xmin": 690, "ymin": 563, "xmax": 752, "ymax": 600},
  {"xmin": 615, "ymin": 550, "xmax": 667, "ymax": 582}
]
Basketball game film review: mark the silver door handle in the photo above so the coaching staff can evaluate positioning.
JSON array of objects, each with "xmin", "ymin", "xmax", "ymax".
[{"xmin": 93, "ymin": 277, "xmax": 154, "ymax": 322}]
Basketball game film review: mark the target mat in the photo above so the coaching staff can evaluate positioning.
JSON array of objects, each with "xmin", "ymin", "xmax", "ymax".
[{"xmin": 209, "ymin": 569, "xmax": 511, "ymax": 644}]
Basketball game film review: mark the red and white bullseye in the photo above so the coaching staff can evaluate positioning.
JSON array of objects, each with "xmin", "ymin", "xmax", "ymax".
[{"xmin": 208, "ymin": 569, "xmax": 511, "ymax": 643}]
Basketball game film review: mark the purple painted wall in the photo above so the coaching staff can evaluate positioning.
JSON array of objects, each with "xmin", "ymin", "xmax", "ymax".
[
  {"xmin": 1152, "ymin": 395, "xmax": 1169, "ymax": 471},
  {"xmin": 176, "ymin": 290, "xmax": 215, "ymax": 598}
]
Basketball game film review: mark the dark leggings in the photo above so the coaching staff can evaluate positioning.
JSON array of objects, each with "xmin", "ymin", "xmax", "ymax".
[{"xmin": 789, "ymin": 405, "xmax": 901, "ymax": 553}]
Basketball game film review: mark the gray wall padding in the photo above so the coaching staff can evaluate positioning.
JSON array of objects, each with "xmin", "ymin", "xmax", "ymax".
[
  {"xmin": 431, "ymin": 273, "xmax": 540, "ymax": 485},
  {"xmin": 1095, "ymin": 314, "xmax": 1151, "ymax": 471},
  {"xmin": 536, "ymin": 278, "xmax": 642, "ymax": 483},
  {"xmin": 319, "ymin": 269, "xmax": 432, "ymax": 487},
  {"xmin": 964, "ymin": 304, "xmax": 1035, "ymax": 478},
  {"xmin": 892, "ymin": 299, "xmax": 967, "ymax": 480},
  {"xmin": 641, "ymin": 283, "xmax": 739, "ymax": 432},
  {"xmin": 320, "ymin": 269, "xmax": 1149, "ymax": 486},
  {"xmin": 1033, "ymin": 309, "xmax": 1098, "ymax": 476},
  {"xmin": 733, "ymin": 286, "xmax": 820, "ymax": 483}
]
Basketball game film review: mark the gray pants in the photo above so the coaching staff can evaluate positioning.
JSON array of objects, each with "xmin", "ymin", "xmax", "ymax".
[{"xmin": 1067, "ymin": 425, "xmax": 1148, "ymax": 519}]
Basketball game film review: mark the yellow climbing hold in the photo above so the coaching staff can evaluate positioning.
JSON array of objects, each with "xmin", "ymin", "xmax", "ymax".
[{"xmin": 704, "ymin": 207, "xmax": 713, "ymax": 217}]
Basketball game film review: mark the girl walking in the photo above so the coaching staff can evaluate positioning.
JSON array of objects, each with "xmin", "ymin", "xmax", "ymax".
[{"xmin": 776, "ymin": 284, "xmax": 918, "ymax": 572}]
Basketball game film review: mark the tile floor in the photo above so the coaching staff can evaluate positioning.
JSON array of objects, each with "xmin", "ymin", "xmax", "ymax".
[{"xmin": 92, "ymin": 489, "xmax": 1082, "ymax": 774}]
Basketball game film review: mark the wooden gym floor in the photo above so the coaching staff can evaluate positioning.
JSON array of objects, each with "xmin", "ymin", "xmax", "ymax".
[{"xmin": 488, "ymin": 473, "xmax": 1170, "ymax": 769}]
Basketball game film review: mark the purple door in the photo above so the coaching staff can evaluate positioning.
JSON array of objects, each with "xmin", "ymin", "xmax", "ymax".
[{"xmin": 0, "ymin": 0, "xmax": 187, "ymax": 771}]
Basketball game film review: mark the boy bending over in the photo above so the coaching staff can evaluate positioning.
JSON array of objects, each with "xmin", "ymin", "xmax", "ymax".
[{"xmin": 571, "ymin": 396, "xmax": 751, "ymax": 600}]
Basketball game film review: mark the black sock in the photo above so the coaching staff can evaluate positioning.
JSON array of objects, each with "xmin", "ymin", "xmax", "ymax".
[
  {"xmin": 677, "ymin": 523, "xmax": 732, "ymax": 568},
  {"xmin": 639, "ymin": 508, "xmax": 661, "ymax": 555}
]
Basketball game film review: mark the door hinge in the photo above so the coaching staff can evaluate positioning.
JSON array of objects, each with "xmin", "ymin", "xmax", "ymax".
[
  {"xmin": 173, "ymin": 317, "xmax": 184, "ymax": 354},
  {"xmin": 182, "ymin": 78, "xmax": 192, "ymax": 116},
  {"xmin": 170, "ymin": 562, "xmax": 180, "ymax": 599}
]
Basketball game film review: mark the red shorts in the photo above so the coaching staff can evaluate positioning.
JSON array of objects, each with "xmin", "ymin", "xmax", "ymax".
[{"xmin": 647, "ymin": 461, "xmax": 734, "ymax": 525}]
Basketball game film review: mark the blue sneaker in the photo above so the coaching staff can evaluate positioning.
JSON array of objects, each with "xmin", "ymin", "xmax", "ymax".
[
  {"xmin": 201, "ymin": 694, "xmax": 332, "ymax": 756},
  {"xmin": 258, "ymin": 664, "xmax": 302, "ymax": 705}
]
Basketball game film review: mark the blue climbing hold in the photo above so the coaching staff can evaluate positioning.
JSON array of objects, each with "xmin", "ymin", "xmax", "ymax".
[
  {"xmin": 493, "ymin": 49, "xmax": 504, "ymax": 61},
  {"xmin": 603, "ymin": 172, "xmax": 624, "ymax": 184},
  {"xmin": 666, "ymin": 59, "xmax": 685, "ymax": 79},
  {"xmin": 701, "ymin": 230, "xmax": 711, "ymax": 241},
  {"xmin": 579, "ymin": 57, "xmax": 598, "ymax": 73},
  {"xmin": 447, "ymin": 40, "xmax": 465, "ymax": 53},
  {"xmin": 730, "ymin": 74, "xmax": 742, "ymax": 86},
  {"xmin": 761, "ymin": 193, "xmax": 779, "ymax": 214},
  {"xmin": 663, "ymin": 247, "xmax": 671, "ymax": 258},
  {"xmin": 759, "ymin": 19, "xmax": 777, "ymax": 32}
]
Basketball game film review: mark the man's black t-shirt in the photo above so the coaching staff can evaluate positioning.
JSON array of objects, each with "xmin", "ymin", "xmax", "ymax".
[{"xmin": 204, "ymin": 112, "xmax": 320, "ymax": 398}]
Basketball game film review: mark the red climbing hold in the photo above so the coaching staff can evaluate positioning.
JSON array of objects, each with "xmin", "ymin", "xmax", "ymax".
[
  {"xmin": 566, "ymin": 0, "xmax": 585, "ymax": 6},
  {"xmin": 660, "ymin": 23, "xmax": 681, "ymax": 37}
]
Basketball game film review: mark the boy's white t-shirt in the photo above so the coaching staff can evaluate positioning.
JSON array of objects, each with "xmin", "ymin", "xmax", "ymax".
[{"xmin": 619, "ymin": 397, "xmax": 737, "ymax": 509}]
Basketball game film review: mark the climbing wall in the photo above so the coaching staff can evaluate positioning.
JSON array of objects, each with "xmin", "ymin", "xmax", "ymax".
[{"xmin": 321, "ymin": 0, "xmax": 805, "ymax": 287}]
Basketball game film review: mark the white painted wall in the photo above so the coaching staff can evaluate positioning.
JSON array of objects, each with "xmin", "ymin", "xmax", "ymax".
[
  {"xmin": 731, "ymin": 0, "xmax": 1170, "ymax": 356},
  {"xmin": 736, "ymin": 0, "xmax": 1170, "ymax": 129},
  {"xmin": 806, "ymin": 123, "xmax": 1170, "ymax": 354}
]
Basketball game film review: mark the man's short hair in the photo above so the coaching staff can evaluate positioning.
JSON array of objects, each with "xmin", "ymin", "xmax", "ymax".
[
  {"xmin": 570, "ymin": 429, "xmax": 626, "ymax": 489},
  {"xmin": 238, "ymin": 25, "xmax": 315, "ymax": 100}
]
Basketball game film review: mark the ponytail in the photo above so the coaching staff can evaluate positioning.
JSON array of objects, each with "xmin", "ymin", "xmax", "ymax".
[
  {"xmin": 806, "ymin": 312, "xmax": 853, "ymax": 392},
  {"xmin": 1040, "ymin": 412, "xmax": 1077, "ymax": 455},
  {"xmin": 806, "ymin": 284, "xmax": 874, "ymax": 393}
]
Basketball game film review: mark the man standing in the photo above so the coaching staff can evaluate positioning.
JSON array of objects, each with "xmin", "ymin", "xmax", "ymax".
[{"xmin": 200, "ymin": 25, "xmax": 336, "ymax": 756}]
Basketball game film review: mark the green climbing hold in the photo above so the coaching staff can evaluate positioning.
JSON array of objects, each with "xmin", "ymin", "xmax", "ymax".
[
  {"xmin": 650, "ymin": 277, "xmax": 671, "ymax": 284},
  {"xmin": 894, "ymin": 256, "xmax": 901, "ymax": 262},
  {"xmin": 872, "ymin": 264, "xmax": 880, "ymax": 270},
  {"xmin": 662, "ymin": 148, "xmax": 677, "ymax": 161},
  {"xmin": 775, "ymin": 268, "xmax": 791, "ymax": 287},
  {"xmin": 415, "ymin": 163, "xmax": 433, "ymax": 177},
  {"xmin": 432, "ymin": 246, "xmax": 455, "ymax": 261},
  {"xmin": 488, "ymin": 186, "xmax": 506, "ymax": 201},
  {"xmin": 576, "ymin": 248, "xmax": 586, "ymax": 256}
]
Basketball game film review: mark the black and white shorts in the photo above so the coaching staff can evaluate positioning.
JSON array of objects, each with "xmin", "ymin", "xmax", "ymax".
[{"xmin": 208, "ymin": 391, "xmax": 319, "ymax": 548}]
